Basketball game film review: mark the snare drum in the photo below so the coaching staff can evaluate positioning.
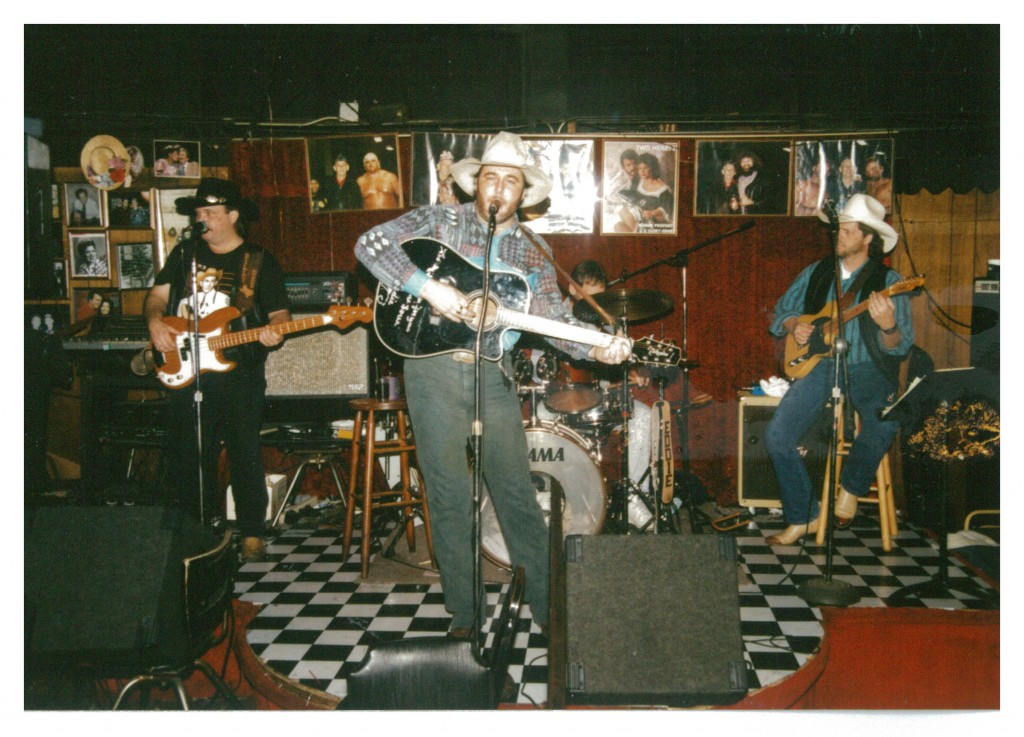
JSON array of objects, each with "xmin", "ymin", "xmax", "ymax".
[{"xmin": 481, "ymin": 421, "xmax": 607, "ymax": 569}]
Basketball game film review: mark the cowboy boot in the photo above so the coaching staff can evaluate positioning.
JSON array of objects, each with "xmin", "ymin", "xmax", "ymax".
[
  {"xmin": 834, "ymin": 488, "xmax": 859, "ymax": 529},
  {"xmin": 766, "ymin": 518, "xmax": 819, "ymax": 545}
]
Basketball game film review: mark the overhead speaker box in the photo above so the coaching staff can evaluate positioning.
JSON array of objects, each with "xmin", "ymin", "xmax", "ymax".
[
  {"xmin": 24, "ymin": 506, "xmax": 218, "ymax": 667},
  {"xmin": 265, "ymin": 316, "xmax": 369, "ymax": 398},
  {"xmin": 737, "ymin": 394, "xmax": 831, "ymax": 508},
  {"xmin": 564, "ymin": 534, "xmax": 747, "ymax": 707}
]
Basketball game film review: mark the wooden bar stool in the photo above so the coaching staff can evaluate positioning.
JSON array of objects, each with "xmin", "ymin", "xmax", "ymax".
[
  {"xmin": 817, "ymin": 409, "xmax": 899, "ymax": 551},
  {"xmin": 343, "ymin": 398, "xmax": 434, "ymax": 578}
]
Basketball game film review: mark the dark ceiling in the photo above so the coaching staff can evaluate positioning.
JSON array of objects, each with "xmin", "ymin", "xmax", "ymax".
[{"xmin": 24, "ymin": 24, "xmax": 1000, "ymax": 192}]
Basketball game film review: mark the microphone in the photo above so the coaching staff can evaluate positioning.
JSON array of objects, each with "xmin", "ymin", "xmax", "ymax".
[
  {"xmin": 184, "ymin": 221, "xmax": 208, "ymax": 238},
  {"xmin": 488, "ymin": 203, "xmax": 498, "ymax": 227}
]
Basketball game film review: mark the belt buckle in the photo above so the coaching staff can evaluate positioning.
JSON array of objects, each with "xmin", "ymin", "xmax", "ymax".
[{"xmin": 452, "ymin": 350, "xmax": 474, "ymax": 364}]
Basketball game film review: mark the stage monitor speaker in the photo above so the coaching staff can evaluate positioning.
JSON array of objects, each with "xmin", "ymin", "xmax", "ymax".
[
  {"xmin": 265, "ymin": 316, "xmax": 369, "ymax": 398},
  {"xmin": 564, "ymin": 534, "xmax": 747, "ymax": 707},
  {"xmin": 737, "ymin": 394, "xmax": 830, "ymax": 508},
  {"xmin": 24, "ymin": 506, "xmax": 218, "ymax": 667},
  {"xmin": 971, "ymin": 277, "xmax": 999, "ymax": 370}
]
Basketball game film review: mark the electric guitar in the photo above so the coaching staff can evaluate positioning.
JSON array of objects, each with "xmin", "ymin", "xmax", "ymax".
[
  {"xmin": 374, "ymin": 238, "xmax": 679, "ymax": 366},
  {"xmin": 154, "ymin": 305, "xmax": 372, "ymax": 389},
  {"xmin": 782, "ymin": 275, "xmax": 924, "ymax": 380}
]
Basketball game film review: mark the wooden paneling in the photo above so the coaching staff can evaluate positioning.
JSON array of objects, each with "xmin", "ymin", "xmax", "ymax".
[{"xmin": 889, "ymin": 188, "xmax": 999, "ymax": 371}]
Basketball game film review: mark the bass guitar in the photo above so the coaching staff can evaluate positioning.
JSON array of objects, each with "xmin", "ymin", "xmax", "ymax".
[
  {"xmin": 782, "ymin": 275, "xmax": 924, "ymax": 380},
  {"xmin": 154, "ymin": 305, "xmax": 372, "ymax": 389},
  {"xmin": 374, "ymin": 238, "xmax": 678, "ymax": 366}
]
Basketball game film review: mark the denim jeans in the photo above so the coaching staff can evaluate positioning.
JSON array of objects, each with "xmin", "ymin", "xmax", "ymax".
[
  {"xmin": 404, "ymin": 354, "xmax": 549, "ymax": 628},
  {"xmin": 765, "ymin": 360, "xmax": 898, "ymax": 525}
]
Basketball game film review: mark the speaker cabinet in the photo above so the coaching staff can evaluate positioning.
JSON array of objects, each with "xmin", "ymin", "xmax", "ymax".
[
  {"xmin": 737, "ymin": 394, "xmax": 830, "ymax": 508},
  {"xmin": 265, "ymin": 316, "xmax": 369, "ymax": 398},
  {"xmin": 564, "ymin": 534, "xmax": 747, "ymax": 707},
  {"xmin": 25, "ymin": 506, "xmax": 217, "ymax": 666}
]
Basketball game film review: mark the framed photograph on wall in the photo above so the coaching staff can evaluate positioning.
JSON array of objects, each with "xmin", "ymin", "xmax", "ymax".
[
  {"xmin": 694, "ymin": 141, "xmax": 791, "ymax": 216},
  {"xmin": 63, "ymin": 183, "xmax": 105, "ymax": 228},
  {"xmin": 517, "ymin": 138, "xmax": 596, "ymax": 235},
  {"xmin": 153, "ymin": 140, "xmax": 201, "ymax": 178},
  {"xmin": 52, "ymin": 259, "xmax": 68, "ymax": 299},
  {"xmin": 410, "ymin": 132, "xmax": 493, "ymax": 206},
  {"xmin": 25, "ymin": 305, "xmax": 68, "ymax": 335},
  {"xmin": 153, "ymin": 188, "xmax": 196, "ymax": 266},
  {"xmin": 792, "ymin": 138, "xmax": 894, "ymax": 216},
  {"xmin": 601, "ymin": 140, "xmax": 679, "ymax": 235},
  {"xmin": 106, "ymin": 188, "xmax": 153, "ymax": 228},
  {"xmin": 72, "ymin": 287, "xmax": 121, "ymax": 322},
  {"xmin": 69, "ymin": 232, "xmax": 110, "ymax": 278},
  {"xmin": 116, "ymin": 242, "xmax": 156, "ymax": 289},
  {"xmin": 305, "ymin": 134, "xmax": 403, "ymax": 213}
]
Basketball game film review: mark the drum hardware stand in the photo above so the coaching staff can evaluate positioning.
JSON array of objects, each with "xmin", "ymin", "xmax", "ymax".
[{"xmin": 609, "ymin": 220, "xmax": 755, "ymax": 534}]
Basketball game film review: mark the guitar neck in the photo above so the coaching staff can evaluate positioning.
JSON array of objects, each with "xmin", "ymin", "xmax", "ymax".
[
  {"xmin": 494, "ymin": 306, "xmax": 614, "ymax": 349},
  {"xmin": 208, "ymin": 314, "xmax": 328, "ymax": 350},
  {"xmin": 830, "ymin": 283, "xmax": 902, "ymax": 329}
]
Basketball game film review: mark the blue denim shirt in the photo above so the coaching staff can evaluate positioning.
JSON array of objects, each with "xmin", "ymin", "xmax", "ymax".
[{"xmin": 770, "ymin": 260, "xmax": 915, "ymax": 366}]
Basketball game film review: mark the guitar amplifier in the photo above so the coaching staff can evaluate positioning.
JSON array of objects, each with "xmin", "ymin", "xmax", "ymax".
[{"xmin": 737, "ymin": 394, "xmax": 831, "ymax": 508}]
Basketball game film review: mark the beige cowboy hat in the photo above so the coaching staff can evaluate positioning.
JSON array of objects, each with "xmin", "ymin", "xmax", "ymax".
[
  {"xmin": 450, "ymin": 131, "xmax": 553, "ymax": 208},
  {"xmin": 80, "ymin": 134, "xmax": 130, "ymax": 191},
  {"xmin": 819, "ymin": 193, "xmax": 899, "ymax": 253},
  {"xmin": 194, "ymin": 267, "xmax": 224, "ymax": 283}
]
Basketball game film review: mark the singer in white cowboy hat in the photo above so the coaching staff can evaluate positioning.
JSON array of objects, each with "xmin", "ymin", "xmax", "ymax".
[
  {"xmin": 355, "ymin": 131, "xmax": 631, "ymax": 640},
  {"xmin": 764, "ymin": 193, "xmax": 915, "ymax": 545}
]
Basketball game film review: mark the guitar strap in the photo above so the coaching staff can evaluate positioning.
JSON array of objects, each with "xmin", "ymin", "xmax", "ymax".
[
  {"xmin": 518, "ymin": 224, "xmax": 616, "ymax": 326},
  {"xmin": 842, "ymin": 259, "xmax": 877, "ymax": 308},
  {"xmin": 233, "ymin": 247, "xmax": 264, "ymax": 318}
]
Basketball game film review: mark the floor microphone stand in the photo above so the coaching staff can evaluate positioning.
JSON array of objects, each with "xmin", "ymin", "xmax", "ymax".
[
  {"xmin": 181, "ymin": 229, "xmax": 209, "ymax": 528},
  {"xmin": 469, "ymin": 208, "xmax": 498, "ymax": 649},
  {"xmin": 798, "ymin": 203, "xmax": 861, "ymax": 607}
]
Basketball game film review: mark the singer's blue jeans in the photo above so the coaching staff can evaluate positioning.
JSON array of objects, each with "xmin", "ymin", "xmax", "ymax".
[
  {"xmin": 765, "ymin": 360, "xmax": 899, "ymax": 525},
  {"xmin": 403, "ymin": 354, "xmax": 549, "ymax": 629}
]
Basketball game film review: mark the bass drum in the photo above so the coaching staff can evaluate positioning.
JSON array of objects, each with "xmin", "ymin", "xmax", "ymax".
[{"xmin": 481, "ymin": 422, "xmax": 607, "ymax": 569}]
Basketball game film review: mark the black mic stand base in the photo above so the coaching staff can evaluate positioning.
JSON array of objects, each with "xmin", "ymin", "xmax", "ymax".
[{"xmin": 797, "ymin": 576, "xmax": 861, "ymax": 607}]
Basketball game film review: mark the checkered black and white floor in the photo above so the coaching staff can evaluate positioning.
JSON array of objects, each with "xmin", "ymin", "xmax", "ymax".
[{"xmin": 234, "ymin": 511, "xmax": 997, "ymax": 707}]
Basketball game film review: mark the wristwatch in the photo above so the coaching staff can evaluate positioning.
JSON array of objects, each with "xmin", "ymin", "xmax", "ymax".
[{"xmin": 880, "ymin": 324, "xmax": 899, "ymax": 335}]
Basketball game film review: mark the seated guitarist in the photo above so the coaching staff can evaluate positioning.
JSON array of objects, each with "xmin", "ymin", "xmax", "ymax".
[
  {"xmin": 144, "ymin": 177, "xmax": 291, "ymax": 563},
  {"xmin": 764, "ymin": 194, "xmax": 914, "ymax": 545},
  {"xmin": 355, "ymin": 132, "xmax": 631, "ymax": 640}
]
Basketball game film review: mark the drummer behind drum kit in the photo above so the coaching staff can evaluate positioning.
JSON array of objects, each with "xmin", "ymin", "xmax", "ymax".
[{"xmin": 480, "ymin": 287, "xmax": 716, "ymax": 570}]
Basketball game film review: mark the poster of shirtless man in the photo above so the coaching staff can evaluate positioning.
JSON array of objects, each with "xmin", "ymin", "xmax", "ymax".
[{"xmin": 305, "ymin": 134, "xmax": 404, "ymax": 213}]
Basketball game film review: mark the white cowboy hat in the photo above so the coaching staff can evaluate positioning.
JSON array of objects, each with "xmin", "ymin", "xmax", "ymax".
[
  {"xmin": 450, "ymin": 131, "xmax": 553, "ymax": 209},
  {"xmin": 819, "ymin": 193, "xmax": 899, "ymax": 253}
]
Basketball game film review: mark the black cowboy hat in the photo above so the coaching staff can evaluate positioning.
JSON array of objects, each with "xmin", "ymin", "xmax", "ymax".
[{"xmin": 175, "ymin": 177, "xmax": 259, "ymax": 221}]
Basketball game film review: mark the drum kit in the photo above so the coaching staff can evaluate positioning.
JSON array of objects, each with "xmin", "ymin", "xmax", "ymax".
[{"xmin": 480, "ymin": 287, "xmax": 711, "ymax": 569}]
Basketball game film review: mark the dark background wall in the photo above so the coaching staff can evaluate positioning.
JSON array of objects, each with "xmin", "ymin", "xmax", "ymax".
[{"xmin": 25, "ymin": 24, "xmax": 998, "ymax": 193}]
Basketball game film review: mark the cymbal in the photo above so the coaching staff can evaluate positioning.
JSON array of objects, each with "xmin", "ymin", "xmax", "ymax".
[{"xmin": 573, "ymin": 288, "xmax": 674, "ymax": 324}]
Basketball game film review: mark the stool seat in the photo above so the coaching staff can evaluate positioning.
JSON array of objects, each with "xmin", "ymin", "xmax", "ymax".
[
  {"xmin": 349, "ymin": 398, "xmax": 409, "ymax": 412},
  {"xmin": 343, "ymin": 397, "xmax": 434, "ymax": 578},
  {"xmin": 817, "ymin": 409, "xmax": 899, "ymax": 551}
]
